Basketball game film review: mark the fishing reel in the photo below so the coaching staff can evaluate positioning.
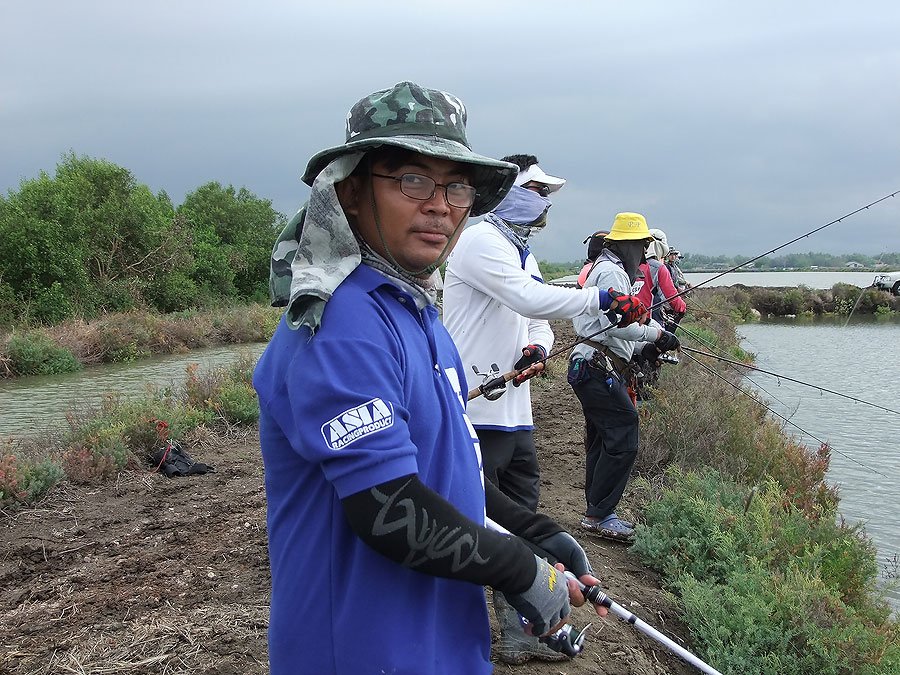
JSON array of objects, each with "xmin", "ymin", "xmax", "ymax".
[
  {"xmin": 471, "ymin": 363, "xmax": 506, "ymax": 401},
  {"xmin": 659, "ymin": 352, "xmax": 680, "ymax": 365},
  {"xmin": 540, "ymin": 622, "xmax": 592, "ymax": 657},
  {"xmin": 519, "ymin": 614, "xmax": 591, "ymax": 657}
]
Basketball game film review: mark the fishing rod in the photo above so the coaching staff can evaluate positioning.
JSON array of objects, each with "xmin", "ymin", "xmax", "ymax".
[
  {"xmin": 562, "ymin": 571, "xmax": 724, "ymax": 675},
  {"xmin": 485, "ymin": 518, "xmax": 720, "ymax": 669},
  {"xmin": 681, "ymin": 345, "xmax": 900, "ymax": 417},
  {"xmin": 672, "ymin": 189, "xmax": 900, "ymax": 303},
  {"xmin": 673, "ymin": 322, "xmax": 794, "ymax": 410},
  {"xmin": 467, "ymin": 189, "xmax": 900, "ymax": 401},
  {"xmin": 680, "ymin": 350, "xmax": 887, "ymax": 478}
]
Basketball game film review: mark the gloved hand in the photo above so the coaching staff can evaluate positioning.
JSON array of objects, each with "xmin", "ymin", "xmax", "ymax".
[
  {"xmin": 641, "ymin": 343, "xmax": 661, "ymax": 364},
  {"xmin": 654, "ymin": 330, "xmax": 680, "ymax": 352},
  {"xmin": 512, "ymin": 344, "xmax": 546, "ymax": 387},
  {"xmin": 606, "ymin": 288, "xmax": 648, "ymax": 327},
  {"xmin": 535, "ymin": 531, "xmax": 593, "ymax": 578},
  {"xmin": 505, "ymin": 555, "xmax": 571, "ymax": 636}
]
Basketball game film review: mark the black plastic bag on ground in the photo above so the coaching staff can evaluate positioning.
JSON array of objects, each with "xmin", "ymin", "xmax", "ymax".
[{"xmin": 152, "ymin": 441, "xmax": 214, "ymax": 478}]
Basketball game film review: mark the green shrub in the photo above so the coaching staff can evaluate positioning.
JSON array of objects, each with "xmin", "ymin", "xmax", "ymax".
[
  {"xmin": 632, "ymin": 468, "xmax": 750, "ymax": 581},
  {"xmin": 6, "ymin": 330, "xmax": 81, "ymax": 376},
  {"xmin": 94, "ymin": 312, "xmax": 158, "ymax": 362},
  {"xmin": 633, "ymin": 468, "xmax": 898, "ymax": 673},
  {"xmin": 18, "ymin": 459, "xmax": 65, "ymax": 502},
  {"xmin": 30, "ymin": 281, "xmax": 76, "ymax": 324},
  {"xmin": 830, "ymin": 284, "xmax": 894, "ymax": 315},
  {"xmin": 214, "ymin": 304, "xmax": 281, "ymax": 343},
  {"xmin": 678, "ymin": 566, "xmax": 899, "ymax": 675},
  {"xmin": 211, "ymin": 381, "xmax": 259, "ymax": 424},
  {"xmin": 0, "ymin": 281, "xmax": 17, "ymax": 328},
  {"xmin": 68, "ymin": 395, "xmax": 213, "ymax": 462},
  {"xmin": 147, "ymin": 271, "xmax": 198, "ymax": 313}
]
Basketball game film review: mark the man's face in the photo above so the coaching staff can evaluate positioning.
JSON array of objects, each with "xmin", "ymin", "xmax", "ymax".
[{"xmin": 339, "ymin": 154, "xmax": 472, "ymax": 276}]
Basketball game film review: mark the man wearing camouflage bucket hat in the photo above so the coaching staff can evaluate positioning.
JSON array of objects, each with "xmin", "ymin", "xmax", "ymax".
[{"xmin": 253, "ymin": 82, "xmax": 607, "ymax": 675}]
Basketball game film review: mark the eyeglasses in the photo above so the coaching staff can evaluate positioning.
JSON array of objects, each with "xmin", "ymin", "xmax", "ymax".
[
  {"xmin": 522, "ymin": 183, "xmax": 552, "ymax": 197},
  {"xmin": 370, "ymin": 172, "xmax": 477, "ymax": 209}
]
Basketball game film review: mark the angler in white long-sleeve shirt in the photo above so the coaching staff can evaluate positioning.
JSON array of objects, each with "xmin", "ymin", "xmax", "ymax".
[
  {"xmin": 443, "ymin": 157, "xmax": 645, "ymax": 667},
  {"xmin": 445, "ymin": 220, "xmax": 611, "ymax": 439},
  {"xmin": 446, "ymin": 157, "xmax": 595, "ymax": 512}
]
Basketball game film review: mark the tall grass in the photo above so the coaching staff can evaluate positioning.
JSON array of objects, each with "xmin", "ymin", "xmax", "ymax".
[{"xmin": 0, "ymin": 304, "xmax": 281, "ymax": 379}]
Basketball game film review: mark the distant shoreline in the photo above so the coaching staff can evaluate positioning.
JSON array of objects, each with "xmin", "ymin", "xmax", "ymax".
[{"xmin": 682, "ymin": 267, "xmax": 888, "ymax": 273}]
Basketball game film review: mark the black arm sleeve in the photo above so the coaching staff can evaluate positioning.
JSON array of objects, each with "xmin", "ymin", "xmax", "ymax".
[
  {"xmin": 484, "ymin": 479, "xmax": 564, "ymax": 545},
  {"xmin": 341, "ymin": 474, "xmax": 536, "ymax": 595}
]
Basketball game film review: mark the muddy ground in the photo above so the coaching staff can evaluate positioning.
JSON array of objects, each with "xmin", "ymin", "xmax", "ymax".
[{"xmin": 1, "ymin": 321, "xmax": 697, "ymax": 675}]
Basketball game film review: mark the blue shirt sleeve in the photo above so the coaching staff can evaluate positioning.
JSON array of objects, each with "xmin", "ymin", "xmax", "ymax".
[{"xmin": 267, "ymin": 331, "xmax": 420, "ymax": 499}]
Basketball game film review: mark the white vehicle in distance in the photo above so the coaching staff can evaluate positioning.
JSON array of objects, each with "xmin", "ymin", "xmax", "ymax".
[{"xmin": 873, "ymin": 271, "xmax": 900, "ymax": 295}]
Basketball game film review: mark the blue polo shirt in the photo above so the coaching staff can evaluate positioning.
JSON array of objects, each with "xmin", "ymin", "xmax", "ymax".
[{"xmin": 253, "ymin": 265, "xmax": 490, "ymax": 675}]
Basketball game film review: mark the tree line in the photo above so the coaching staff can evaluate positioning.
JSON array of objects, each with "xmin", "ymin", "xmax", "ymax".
[
  {"xmin": 0, "ymin": 153, "xmax": 286, "ymax": 328},
  {"xmin": 678, "ymin": 251, "xmax": 900, "ymax": 271},
  {"xmin": 539, "ymin": 253, "xmax": 900, "ymax": 280}
]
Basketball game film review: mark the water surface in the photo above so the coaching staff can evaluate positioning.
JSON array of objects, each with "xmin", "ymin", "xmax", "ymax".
[
  {"xmin": 0, "ymin": 343, "xmax": 267, "ymax": 438},
  {"xmin": 736, "ymin": 317, "xmax": 900, "ymax": 607}
]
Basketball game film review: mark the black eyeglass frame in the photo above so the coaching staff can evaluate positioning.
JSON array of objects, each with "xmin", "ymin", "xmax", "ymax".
[{"xmin": 370, "ymin": 172, "xmax": 477, "ymax": 209}]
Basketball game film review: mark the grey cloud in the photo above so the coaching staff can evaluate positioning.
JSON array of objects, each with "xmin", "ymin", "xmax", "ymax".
[{"xmin": 2, "ymin": 2, "xmax": 898, "ymax": 262}]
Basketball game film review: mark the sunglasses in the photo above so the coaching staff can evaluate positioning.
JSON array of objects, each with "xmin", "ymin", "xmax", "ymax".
[{"xmin": 523, "ymin": 183, "xmax": 552, "ymax": 197}]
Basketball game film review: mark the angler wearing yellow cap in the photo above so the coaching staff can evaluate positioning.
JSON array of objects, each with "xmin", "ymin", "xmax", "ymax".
[{"xmin": 567, "ymin": 213, "xmax": 680, "ymax": 542}]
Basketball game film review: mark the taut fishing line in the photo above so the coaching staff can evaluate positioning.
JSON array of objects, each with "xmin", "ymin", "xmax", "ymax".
[
  {"xmin": 681, "ymin": 345, "xmax": 900, "ymax": 417},
  {"xmin": 468, "ymin": 189, "xmax": 900, "ymax": 401},
  {"xmin": 680, "ymin": 350, "xmax": 887, "ymax": 479}
]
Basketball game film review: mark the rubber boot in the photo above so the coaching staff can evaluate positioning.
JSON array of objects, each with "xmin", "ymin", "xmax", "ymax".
[{"xmin": 492, "ymin": 590, "xmax": 568, "ymax": 665}]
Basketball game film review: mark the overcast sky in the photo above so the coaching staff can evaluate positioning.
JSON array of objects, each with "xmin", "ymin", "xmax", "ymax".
[{"xmin": 2, "ymin": 1, "xmax": 899, "ymax": 262}]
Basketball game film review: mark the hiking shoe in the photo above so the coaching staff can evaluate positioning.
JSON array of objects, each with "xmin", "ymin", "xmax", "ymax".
[
  {"xmin": 493, "ymin": 590, "xmax": 568, "ymax": 664},
  {"xmin": 495, "ymin": 632, "xmax": 569, "ymax": 665},
  {"xmin": 659, "ymin": 353, "xmax": 679, "ymax": 365},
  {"xmin": 581, "ymin": 514, "xmax": 635, "ymax": 542}
]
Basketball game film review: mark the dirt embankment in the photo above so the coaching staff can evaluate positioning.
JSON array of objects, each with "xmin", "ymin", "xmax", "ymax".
[{"xmin": 1, "ymin": 322, "xmax": 697, "ymax": 675}]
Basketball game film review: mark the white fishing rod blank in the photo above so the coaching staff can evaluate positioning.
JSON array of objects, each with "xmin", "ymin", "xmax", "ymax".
[{"xmin": 563, "ymin": 571, "xmax": 723, "ymax": 675}]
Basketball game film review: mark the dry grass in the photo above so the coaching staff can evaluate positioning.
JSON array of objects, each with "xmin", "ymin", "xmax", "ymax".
[{"xmin": 6, "ymin": 604, "xmax": 269, "ymax": 674}]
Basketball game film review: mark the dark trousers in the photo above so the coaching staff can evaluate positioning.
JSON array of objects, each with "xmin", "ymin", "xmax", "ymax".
[
  {"xmin": 570, "ymin": 365, "xmax": 639, "ymax": 519},
  {"xmin": 476, "ymin": 428, "xmax": 540, "ymax": 513}
]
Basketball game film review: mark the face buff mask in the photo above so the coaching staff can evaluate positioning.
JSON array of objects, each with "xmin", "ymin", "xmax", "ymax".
[
  {"xmin": 485, "ymin": 184, "xmax": 552, "ymax": 248},
  {"xmin": 608, "ymin": 240, "xmax": 647, "ymax": 285}
]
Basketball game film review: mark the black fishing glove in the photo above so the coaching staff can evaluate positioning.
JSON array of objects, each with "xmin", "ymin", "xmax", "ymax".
[
  {"xmin": 654, "ymin": 330, "xmax": 680, "ymax": 352},
  {"xmin": 513, "ymin": 344, "xmax": 547, "ymax": 387},
  {"xmin": 607, "ymin": 288, "xmax": 648, "ymax": 327},
  {"xmin": 533, "ymin": 531, "xmax": 594, "ymax": 579},
  {"xmin": 505, "ymin": 555, "xmax": 571, "ymax": 636},
  {"xmin": 641, "ymin": 343, "xmax": 661, "ymax": 363}
]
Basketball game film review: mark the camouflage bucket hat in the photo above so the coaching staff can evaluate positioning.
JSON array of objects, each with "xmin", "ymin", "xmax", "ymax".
[{"xmin": 302, "ymin": 81, "xmax": 517, "ymax": 216}]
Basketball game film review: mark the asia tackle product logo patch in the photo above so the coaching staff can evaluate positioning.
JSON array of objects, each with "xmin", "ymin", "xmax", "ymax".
[{"xmin": 321, "ymin": 398, "xmax": 394, "ymax": 450}]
